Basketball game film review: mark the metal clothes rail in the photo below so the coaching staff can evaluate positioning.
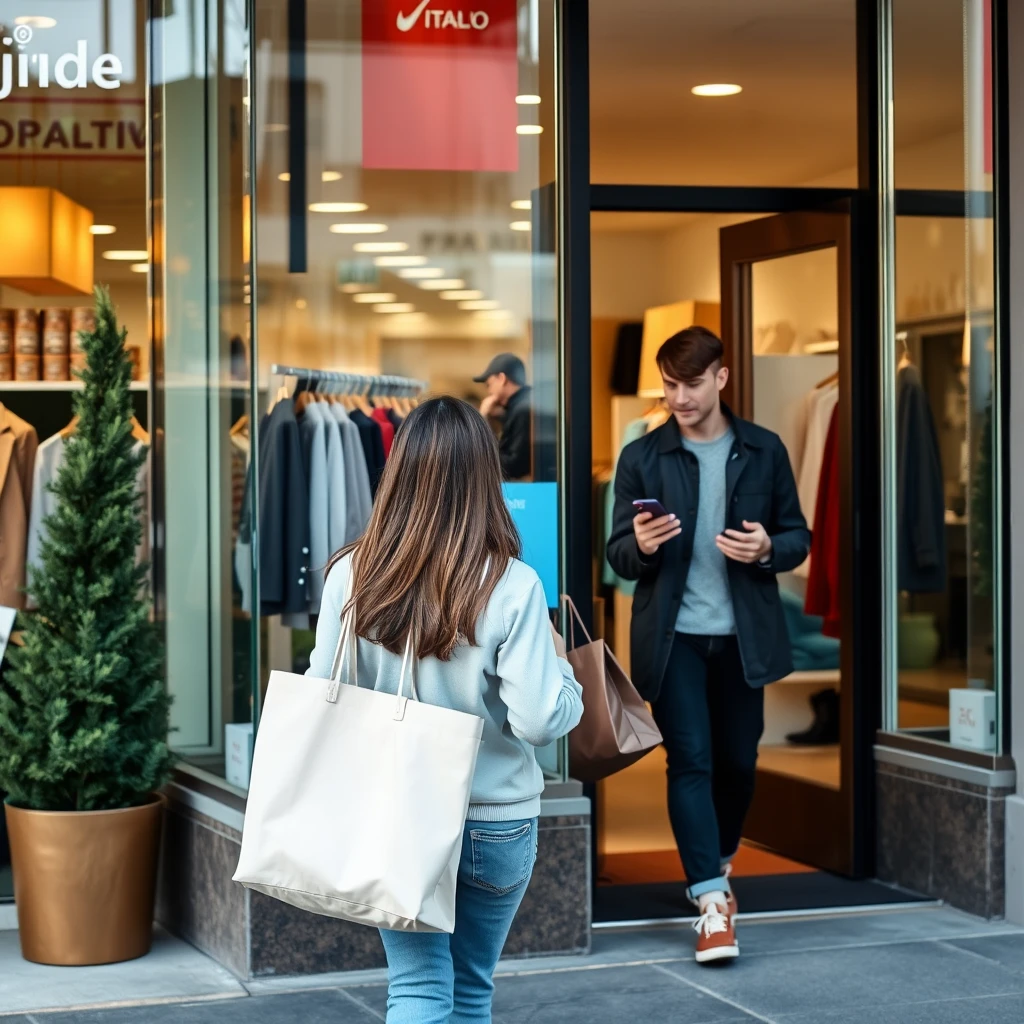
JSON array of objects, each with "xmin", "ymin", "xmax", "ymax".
[{"xmin": 268, "ymin": 364, "xmax": 427, "ymax": 397}]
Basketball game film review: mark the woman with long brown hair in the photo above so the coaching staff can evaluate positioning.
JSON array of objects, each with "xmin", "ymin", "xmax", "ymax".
[{"xmin": 307, "ymin": 396, "xmax": 583, "ymax": 1023}]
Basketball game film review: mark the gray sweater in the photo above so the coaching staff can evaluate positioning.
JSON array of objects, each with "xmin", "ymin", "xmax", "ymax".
[{"xmin": 307, "ymin": 555, "xmax": 584, "ymax": 821}]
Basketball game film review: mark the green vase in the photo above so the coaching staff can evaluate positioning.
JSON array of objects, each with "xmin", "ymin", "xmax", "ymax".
[{"xmin": 898, "ymin": 612, "xmax": 941, "ymax": 670}]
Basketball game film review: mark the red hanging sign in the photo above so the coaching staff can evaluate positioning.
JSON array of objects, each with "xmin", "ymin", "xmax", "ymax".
[{"xmin": 362, "ymin": 0, "xmax": 519, "ymax": 173}]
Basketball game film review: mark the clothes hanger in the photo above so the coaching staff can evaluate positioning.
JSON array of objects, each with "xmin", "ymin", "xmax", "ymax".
[
  {"xmin": 230, "ymin": 413, "xmax": 249, "ymax": 436},
  {"xmin": 815, "ymin": 370, "xmax": 839, "ymax": 390},
  {"xmin": 897, "ymin": 331, "xmax": 912, "ymax": 371},
  {"xmin": 130, "ymin": 416, "xmax": 150, "ymax": 445},
  {"xmin": 59, "ymin": 414, "xmax": 79, "ymax": 439}
]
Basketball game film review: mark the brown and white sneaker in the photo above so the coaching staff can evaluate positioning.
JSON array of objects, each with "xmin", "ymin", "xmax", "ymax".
[{"xmin": 693, "ymin": 902, "xmax": 739, "ymax": 964}]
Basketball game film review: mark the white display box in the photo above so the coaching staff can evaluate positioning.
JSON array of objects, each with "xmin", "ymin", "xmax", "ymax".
[
  {"xmin": 225, "ymin": 722, "xmax": 255, "ymax": 789},
  {"xmin": 949, "ymin": 688, "xmax": 996, "ymax": 752}
]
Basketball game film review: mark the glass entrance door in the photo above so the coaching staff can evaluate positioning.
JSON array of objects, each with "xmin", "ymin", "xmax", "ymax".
[{"xmin": 719, "ymin": 210, "xmax": 856, "ymax": 875}]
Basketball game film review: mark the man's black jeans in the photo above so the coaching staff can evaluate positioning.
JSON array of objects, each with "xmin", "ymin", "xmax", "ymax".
[{"xmin": 650, "ymin": 633, "xmax": 765, "ymax": 898}]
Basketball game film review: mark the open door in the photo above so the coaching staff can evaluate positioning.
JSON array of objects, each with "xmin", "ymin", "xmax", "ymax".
[{"xmin": 719, "ymin": 210, "xmax": 856, "ymax": 875}]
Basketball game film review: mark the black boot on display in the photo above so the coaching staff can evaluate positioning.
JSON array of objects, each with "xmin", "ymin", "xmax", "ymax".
[{"xmin": 785, "ymin": 688, "xmax": 840, "ymax": 745}]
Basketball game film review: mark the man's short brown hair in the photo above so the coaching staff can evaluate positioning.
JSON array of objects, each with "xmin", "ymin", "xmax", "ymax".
[{"xmin": 656, "ymin": 325, "xmax": 724, "ymax": 381}]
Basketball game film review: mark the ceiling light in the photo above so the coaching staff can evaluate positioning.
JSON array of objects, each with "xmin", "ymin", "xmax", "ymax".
[
  {"xmin": 510, "ymin": 221, "xmax": 531, "ymax": 232},
  {"xmin": 440, "ymin": 290, "xmax": 483, "ymax": 301},
  {"xmin": 15, "ymin": 15, "xmax": 56, "ymax": 27},
  {"xmin": 516, "ymin": 125, "xmax": 543, "ymax": 135},
  {"xmin": 375, "ymin": 255, "xmax": 426, "ymax": 267},
  {"xmin": 516, "ymin": 94, "xmax": 541, "ymax": 105},
  {"xmin": 130, "ymin": 263, "xmax": 148, "ymax": 273},
  {"xmin": 691, "ymin": 83, "xmax": 742, "ymax": 97},
  {"xmin": 295, "ymin": 298, "xmax": 307, "ymax": 309},
  {"xmin": 374, "ymin": 303, "xmax": 416, "ymax": 313},
  {"xmin": 264, "ymin": 123, "xmax": 288, "ymax": 132},
  {"xmin": 340, "ymin": 283, "xmax": 373, "ymax": 293},
  {"xmin": 330, "ymin": 222, "xmax": 388, "ymax": 234},
  {"xmin": 103, "ymin": 250, "xmax": 149, "ymax": 260},
  {"xmin": 511, "ymin": 199, "xmax": 531, "ymax": 211},
  {"xmin": 278, "ymin": 172, "xmax": 291, "ymax": 182},
  {"xmin": 90, "ymin": 224, "xmax": 116, "ymax": 235},
  {"xmin": 310, "ymin": 202, "xmax": 368, "ymax": 213},
  {"xmin": 398, "ymin": 267, "xmax": 444, "ymax": 279},
  {"xmin": 354, "ymin": 242, "xmax": 408, "ymax": 253},
  {"xmin": 352, "ymin": 292, "xmax": 396, "ymax": 304},
  {"xmin": 475, "ymin": 309, "xmax": 513, "ymax": 320},
  {"xmin": 459, "ymin": 299, "xmax": 500, "ymax": 311},
  {"xmin": 390, "ymin": 312, "xmax": 427, "ymax": 322},
  {"xmin": 419, "ymin": 279, "xmax": 464, "ymax": 290},
  {"xmin": 321, "ymin": 170, "xmax": 343, "ymax": 182}
]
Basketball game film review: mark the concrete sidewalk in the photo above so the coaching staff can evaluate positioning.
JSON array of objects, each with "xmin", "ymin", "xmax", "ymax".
[{"xmin": 3, "ymin": 906, "xmax": 1024, "ymax": 1023}]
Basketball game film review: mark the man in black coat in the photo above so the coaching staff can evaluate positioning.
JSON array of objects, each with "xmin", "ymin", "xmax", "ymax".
[
  {"xmin": 607, "ymin": 326, "xmax": 809, "ymax": 964},
  {"xmin": 474, "ymin": 353, "xmax": 532, "ymax": 480}
]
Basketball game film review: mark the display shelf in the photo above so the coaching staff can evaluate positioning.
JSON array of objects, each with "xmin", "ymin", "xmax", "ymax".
[{"xmin": 0, "ymin": 380, "xmax": 148, "ymax": 391}]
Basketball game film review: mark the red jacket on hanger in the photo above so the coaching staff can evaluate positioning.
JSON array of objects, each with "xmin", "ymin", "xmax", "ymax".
[
  {"xmin": 371, "ymin": 407, "xmax": 395, "ymax": 457},
  {"xmin": 804, "ymin": 405, "xmax": 841, "ymax": 639}
]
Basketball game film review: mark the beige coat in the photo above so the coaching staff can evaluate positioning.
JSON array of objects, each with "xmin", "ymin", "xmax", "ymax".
[{"xmin": 0, "ymin": 404, "xmax": 38, "ymax": 609}]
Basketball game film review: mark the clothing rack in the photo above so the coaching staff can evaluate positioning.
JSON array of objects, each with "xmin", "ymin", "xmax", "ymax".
[{"xmin": 268, "ymin": 364, "xmax": 427, "ymax": 398}]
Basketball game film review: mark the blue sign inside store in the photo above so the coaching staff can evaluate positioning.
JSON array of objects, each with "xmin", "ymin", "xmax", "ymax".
[{"xmin": 502, "ymin": 483, "xmax": 558, "ymax": 608}]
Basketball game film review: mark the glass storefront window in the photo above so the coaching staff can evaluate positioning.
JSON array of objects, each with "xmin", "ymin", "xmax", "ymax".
[
  {"xmin": 248, "ymin": 0, "xmax": 564, "ymax": 780},
  {"xmin": 589, "ymin": 0, "xmax": 858, "ymax": 187},
  {"xmin": 885, "ymin": 0, "xmax": 1000, "ymax": 753}
]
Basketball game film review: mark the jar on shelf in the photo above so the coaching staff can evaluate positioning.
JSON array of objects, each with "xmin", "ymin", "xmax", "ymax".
[
  {"xmin": 43, "ymin": 308, "xmax": 70, "ymax": 356},
  {"xmin": 0, "ymin": 309, "xmax": 13, "ymax": 355},
  {"xmin": 15, "ymin": 309, "xmax": 39, "ymax": 355},
  {"xmin": 14, "ymin": 354, "xmax": 40, "ymax": 381},
  {"xmin": 0, "ymin": 354, "xmax": 12, "ymax": 381},
  {"xmin": 43, "ymin": 354, "xmax": 70, "ymax": 381},
  {"xmin": 71, "ymin": 307, "xmax": 95, "ymax": 352}
]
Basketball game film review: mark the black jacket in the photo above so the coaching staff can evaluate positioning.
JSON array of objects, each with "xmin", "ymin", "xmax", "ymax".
[
  {"xmin": 896, "ymin": 365, "xmax": 946, "ymax": 592},
  {"xmin": 606, "ymin": 406, "xmax": 810, "ymax": 700},
  {"xmin": 498, "ymin": 385, "xmax": 532, "ymax": 480}
]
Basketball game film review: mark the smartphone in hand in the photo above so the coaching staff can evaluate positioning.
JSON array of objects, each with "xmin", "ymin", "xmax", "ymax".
[{"xmin": 633, "ymin": 498, "xmax": 670, "ymax": 518}]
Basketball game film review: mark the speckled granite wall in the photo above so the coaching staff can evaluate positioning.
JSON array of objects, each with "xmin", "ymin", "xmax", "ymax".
[
  {"xmin": 159, "ymin": 795, "xmax": 591, "ymax": 979},
  {"xmin": 876, "ymin": 760, "xmax": 1012, "ymax": 919}
]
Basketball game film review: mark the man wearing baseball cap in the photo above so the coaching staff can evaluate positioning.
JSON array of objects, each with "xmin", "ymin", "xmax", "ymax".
[{"xmin": 474, "ymin": 353, "xmax": 532, "ymax": 480}]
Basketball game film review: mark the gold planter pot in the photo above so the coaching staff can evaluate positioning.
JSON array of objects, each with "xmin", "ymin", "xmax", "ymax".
[{"xmin": 5, "ymin": 795, "xmax": 164, "ymax": 966}]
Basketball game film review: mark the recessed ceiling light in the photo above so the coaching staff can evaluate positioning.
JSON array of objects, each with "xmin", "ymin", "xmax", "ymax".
[
  {"xmin": 90, "ymin": 224, "xmax": 117, "ymax": 235},
  {"xmin": 516, "ymin": 94, "xmax": 541, "ymax": 105},
  {"xmin": 278, "ymin": 172, "xmax": 291, "ymax": 182},
  {"xmin": 295, "ymin": 298, "xmax": 307, "ymax": 309},
  {"xmin": 375, "ymin": 255, "xmax": 426, "ymax": 267},
  {"xmin": 130, "ymin": 263, "xmax": 148, "ymax": 273},
  {"xmin": 15, "ymin": 15, "xmax": 56, "ymax": 27},
  {"xmin": 511, "ymin": 199, "xmax": 531, "ymax": 211},
  {"xmin": 310, "ymin": 202, "xmax": 368, "ymax": 213},
  {"xmin": 340, "ymin": 283, "xmax": 373, "ymax": 293},
  {"xmin": 459, "ymin": 299, "xmax": 501, "ymax": 310},
  {"xmin": 103, "ymin": 250, "xmax": 149, "ymax": 260},
  {"xmin": 321, "ymin": 170, "xmax": 343, "ymax": 182},
  {"xmin": 474, "ymin": 309, "xmax": 513, "ymax": 320},
  {"xmin": 264, "ymin": 123, "xmax": 288, "ymax": 132},
  {"xmin": 354, "ymin": 242, "xmax": 408, "ymax": 253},
  {"xmin": 691, "ymin": 83, "xmax": 742, "ymax": 97},
  {"xmin": 510, "ymin": 221, "xmax": 531, "ymax": 232},
  {"xmin": 440, "ymin": 290, "xmax": 483, "ymax": 301},
  {"xmin": 419, "ymin": 279, "xmax": 465, "ymax": 291},
  {"xmin": 352, "ymin": 292, "xmax": 397, "ymax": 304},
  {"xmin": 516, "ymin": 125, "xmax": 543, "ymax": 135},
  {"xmin": 398, "ymin": 267, "xmax": 444, "ymax": 279},
  {"xmin": 330, "ymin": 222, "xmax": 387, "ymax": 234},
  {"xmin": 374, "ymin": 303, "xmax": 416, "ymax": 313}
]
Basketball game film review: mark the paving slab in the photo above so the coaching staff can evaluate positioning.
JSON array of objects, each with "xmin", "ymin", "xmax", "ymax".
[
  {"xmin": 774, "ymin": 992, "xmax": 1024, "ymax": 1024},
  {"xmin": 942, "ymin": 933, "xmax": 1024, "ymax": 975},
  {"xmin": 0, "ymin": 930, "xmax": 244, "ymax": 1017}
]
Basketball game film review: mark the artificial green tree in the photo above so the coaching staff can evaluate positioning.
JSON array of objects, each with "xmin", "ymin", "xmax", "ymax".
[{"xmin": 0, "ymin": 287, "xmax": 173, "ymax": 812}]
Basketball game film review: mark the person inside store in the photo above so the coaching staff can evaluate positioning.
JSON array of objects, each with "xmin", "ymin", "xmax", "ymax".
[
  {"xmin": 606, "ymin": 326, "xmax": 810, "ymax": 965},
  {"xmin": 305, "ymin": 396, "xmax": 583, "ymax": 1022},
  {"xmin": 474, "ymin": 353, "xmax": 533, "ymax": 480}
]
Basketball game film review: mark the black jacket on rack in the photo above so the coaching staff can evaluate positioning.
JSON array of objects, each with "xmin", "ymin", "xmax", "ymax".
[
  {"xmin": 897, "ymin": 364, "xmax": 947, "ymax": 593},
  {"xmin": 350, "ymin": 409, "xmax": 386, "ymax": 495}
]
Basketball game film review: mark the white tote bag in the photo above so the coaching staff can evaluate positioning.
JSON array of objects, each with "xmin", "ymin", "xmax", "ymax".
[{"xmin": 233, "ymin": 577, "xmax": 484, "ymax": 933}]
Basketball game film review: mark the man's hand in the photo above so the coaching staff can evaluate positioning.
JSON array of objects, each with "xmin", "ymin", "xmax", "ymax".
[
  {"xmin": 479, "ymin": 395, "xmax": 500, "ymax": 418},
  {"xmin": 716, "ymin": 520, "xmax": 772, "ymax": 564},
  {"xmin": 633, "ymin": 511, "xmax": 681, "ymax": 556},
  {"xmin": 549, "ymin": 620, "xmax": 567, "ymax": 659}
]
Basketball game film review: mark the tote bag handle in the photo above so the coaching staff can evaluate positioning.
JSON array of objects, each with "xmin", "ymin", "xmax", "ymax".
[{"xmin": 559, "ymin": 594, "xmax": 593, "ymax": 650}]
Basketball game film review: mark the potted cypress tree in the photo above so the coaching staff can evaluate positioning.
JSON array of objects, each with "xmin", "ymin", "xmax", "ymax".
[{"xmin": 0, "ymin": 288, "xmax": 173, "ymax": 965}]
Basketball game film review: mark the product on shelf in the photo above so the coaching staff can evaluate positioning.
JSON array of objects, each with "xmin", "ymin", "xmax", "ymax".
[
  {"xmin": 43, "ymin": 308, "xmax": 70, "ymax": 355},
  {"xmin": 0, "ymin": 309, "xmax": 12, "ymax": 355},
  {"xmin": 70, "ymin": 352, "xmax": 87, "ymax": 376},
  {"xmin": 71, "ymin": 307, "xmax": 95, "ymax": 351},
  {"xmin": 0, "ymin": 354, "xmax": 12, "ymax": 381},
  {"xmin": 14, "ymin": 354, "xmax": 40, "ymax": 380},
  {"xmin": 15, "ymin": 309, "xmax": 39, "ymax": 355},
  {"xmin": 43, "ymin": 354, "xmax": 70, "ymax": 381},
  {"xmin": 126, "ymin": 345, "xmax": 141, "ymax": 381}
]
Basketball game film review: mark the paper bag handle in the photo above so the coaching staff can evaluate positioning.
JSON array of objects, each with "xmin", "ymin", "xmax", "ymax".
[{"xmin": 559, "ymin": 594, "xmax": 593, "ymax": 650}]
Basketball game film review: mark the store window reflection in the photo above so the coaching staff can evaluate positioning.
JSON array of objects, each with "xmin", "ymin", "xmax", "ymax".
[
  {"xmin": 891, "ymin": 0, "xmax": 999, "ymax": 752},
  {"xmin": 249, "ymin": 0, "xmax": 562, "ymax": 779}
]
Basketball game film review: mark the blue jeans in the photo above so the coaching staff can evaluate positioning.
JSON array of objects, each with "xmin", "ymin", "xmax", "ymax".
[{"xmin": 379, "ymin": 818, "xmax": 538, "ymax": 1024}]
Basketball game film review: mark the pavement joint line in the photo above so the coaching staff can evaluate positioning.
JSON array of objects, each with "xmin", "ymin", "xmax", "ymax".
[
  {"xmin": 0, "ymin": 991, "xmax": 248, "ymax": 1018},
  {"xmin": 934, "ymin": 937, "xmax": 1017, "ymax": 969},
  {"xmin": 648, "ymin": 962, "xmax": 779, "ymax": 1024},
  {"xmin": 333, "ymin": 986, "xmax": 386, "ymax": 1022}
]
